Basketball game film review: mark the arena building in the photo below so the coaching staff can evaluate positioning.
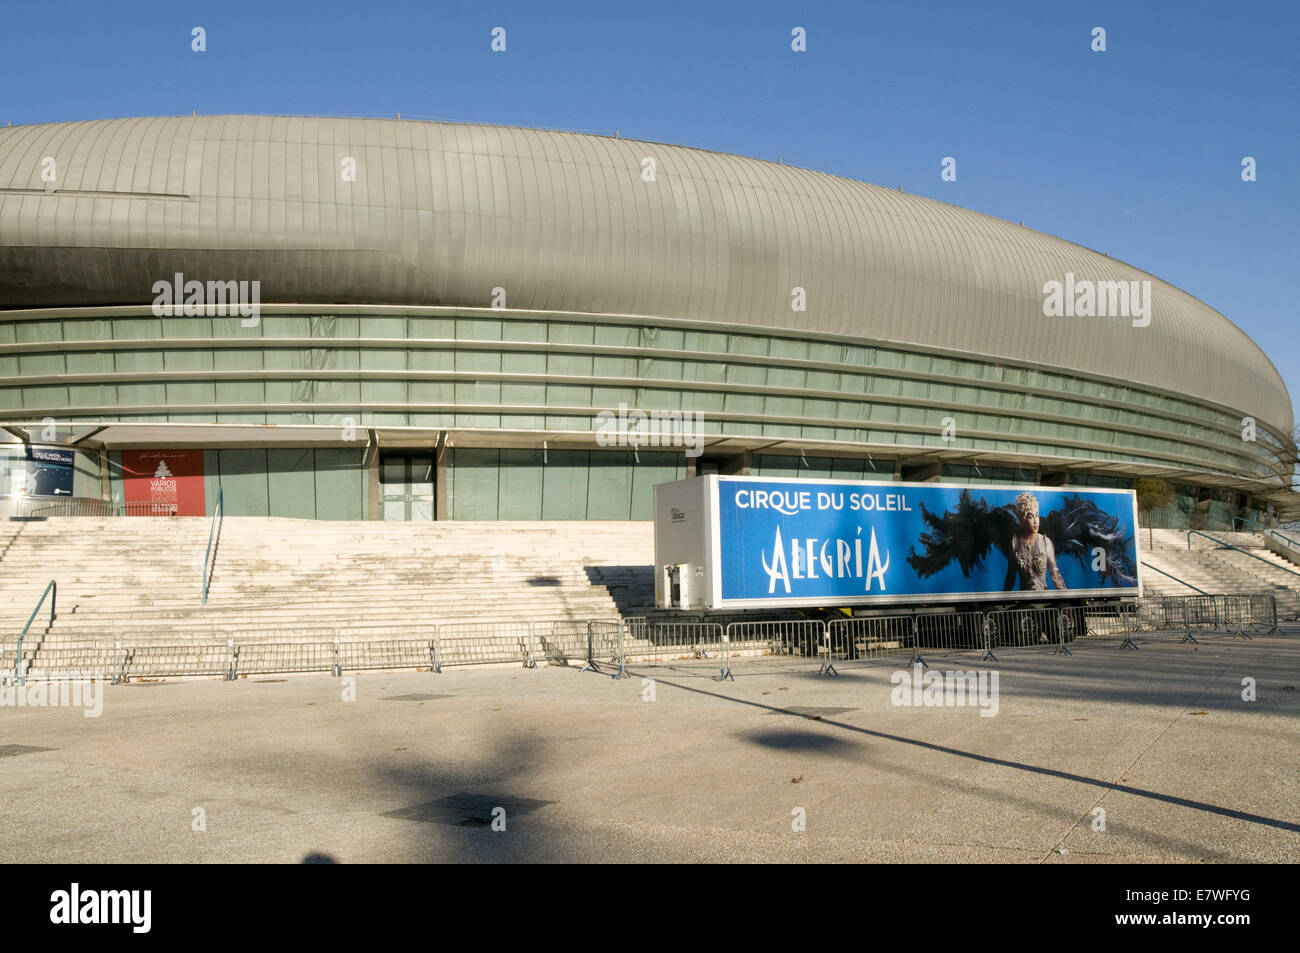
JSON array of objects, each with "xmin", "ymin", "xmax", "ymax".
[{"xmin": 0, "ymin": 116, "xmax": 1294, "ymax": 529}]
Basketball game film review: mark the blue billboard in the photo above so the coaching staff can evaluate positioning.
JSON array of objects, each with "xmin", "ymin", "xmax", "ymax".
[{"xmin": 715, "ymin": 478, "xmax": 1139, "ymax": 606}]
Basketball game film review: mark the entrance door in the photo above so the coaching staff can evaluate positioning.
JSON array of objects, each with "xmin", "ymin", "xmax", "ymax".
[{"xmin": 380, "ymin": 454, "xmax": 434, "ymax": 520}]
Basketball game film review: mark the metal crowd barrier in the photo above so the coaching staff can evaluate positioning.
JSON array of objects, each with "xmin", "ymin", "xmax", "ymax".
[
  {"xmin": 232, "ymin": 642, "xmax": 335, "ymax": 676},
  {"xmin": 7, "ymin": 594, "xmax": 1281, "ymax": 683},
  {"xmin": 725, "ymin": 619, "xmax": 818, "ymax": 658},
  {"xmin": 533, "ymin": 620, "xmax": 624, "ymax": 676},
  {"xmin": 1133, "ymin": 594, "xmax": 1278, "ymax": 642},
  {"xmin": 336, "ymin": 639, "xmax": 436, "ymax": 673},
  {"xmin": 5, "ymin": 497, "xmax": 180, "ymax": 518},
  {"xmin": 622, "ymin": 619, "xmax": 724, "ymax": 664},
  {"xmin": 986, "ymin": 606, "xmax": 1083, "ymax": 656},
  {"xmin": 826, "ymin": 614, "xmax": 915, "ymax": 663},
  {"xmin": 1077, "ymin": 593, "xmax": 1279, "ymax": 648},
  {"xmin": 437, "ymin": 620, "xmax": 538, "ymax": 669},
  {"xmin": 1078, "ymin": 604, "xmax": 1134, "ymax": 639},
  {"xmin": 585, "ymin": 621, "xmax": 625, "ymax": 676},
  {"xmin": 916, "ymin": 611, "xmax": 993, "ymax": 660}
]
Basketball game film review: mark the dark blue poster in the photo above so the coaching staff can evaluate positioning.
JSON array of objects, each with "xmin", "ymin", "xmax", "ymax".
[
  {"xmin": 27, "ymin": 447, "xmax": 75, "ymax": 497},
  {"xmin": 716, "ymin": 478, "xmax": 1140, "ymax": 606}
]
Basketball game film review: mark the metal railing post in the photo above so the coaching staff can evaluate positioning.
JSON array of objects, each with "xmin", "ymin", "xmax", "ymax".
[
  {"xmin": 112, "ymin": 639, "xmax": 126, "ymax": 684},
  {"xmin": 202, "ymin": 487, "xmax": 224, "ymax": 605},
  {"xmin": 1120, "ymin": 602, "xmax": 1140, "ymax": 650},
  {"xmin": 1229, "ymin": 595, "xmax": 1253, "ymax": 641},
  {"xmin": 519, "ymin": 621, "xmax": 536, "ymax": 669},
  {"xmin": 910, "ymin": 616, "xmax": 927, "ymax": 668},
  {"xmin": 818, "ymin": 622, "xmax": 838, "ymax": 676},
  {"xmin": 1053, "ymin": 609, "xmax": 1072, "ymax": 656},
  {"xmin": 613, "ymin": 621, "xmax": 625, "ymax": 679},
  {"xmin": 718, "ymin": 627, "xmax": 734, "ymax": 681},
  {"xmin": 14, "ymin": 579, "xmax": 56, "ymax": 687},
  {"xmin": 980, "ymin": 614, "xmax": 997, "ymax": 662}
]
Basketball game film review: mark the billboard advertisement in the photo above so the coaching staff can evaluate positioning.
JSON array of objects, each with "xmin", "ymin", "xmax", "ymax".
[
  {"xmin": 713, "ymin": 477, "xmax": 1140, "ymax": 608},
  {"xmin": 26, "ymin": 447, "xmax": 75, "ymax": 497},
  {"xmin": 121, "ymin": 449, "xmax": 206, "ymax": 516}
]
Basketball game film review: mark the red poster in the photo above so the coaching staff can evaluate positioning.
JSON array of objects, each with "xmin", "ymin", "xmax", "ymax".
[{"xmin": 121, "ymin": 449, "xmax": 206, "ymax": 516}]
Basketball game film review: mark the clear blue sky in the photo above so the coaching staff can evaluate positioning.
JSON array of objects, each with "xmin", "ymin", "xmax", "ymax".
[{"xmin": 4, "ymin": 0, "xmax": 1296, "ymax": 429}]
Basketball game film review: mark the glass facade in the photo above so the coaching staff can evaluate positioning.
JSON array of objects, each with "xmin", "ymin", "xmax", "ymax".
[
  {"xmin": 103, "ymin": 448, "xmax": 365, "ymax": 521},
  {"xmin": 448, "ymin": 449, "xmax": 684, "ymax": 520},
  {"xmin": 753, "ymin": 455, "xmax": 895, "ymax": 480},
  {"xmin": 0, "ymin": 306, "xmax": 1291, "ymax": 528},
  {"xmin": 939, "ymin": 464, "xmax": 1039, "ymax": 486}
]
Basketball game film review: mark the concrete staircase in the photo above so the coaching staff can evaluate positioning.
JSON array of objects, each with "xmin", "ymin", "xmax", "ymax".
[
  {"xmin": 4, "ymin": 516, "xmax": 1295, "ymax": 678},
  {"xmin": 1, "ymin": 517, "xmax": 658, "ymax": 676},
  {"xmin": 1138, "ymin": 529, "xmax": 1300, "ymax": 619}
]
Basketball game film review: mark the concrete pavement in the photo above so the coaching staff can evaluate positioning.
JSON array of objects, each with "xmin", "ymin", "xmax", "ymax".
[{"xmin": 1, "ymin": 629, "xmax": 1297, "ymax": 863}]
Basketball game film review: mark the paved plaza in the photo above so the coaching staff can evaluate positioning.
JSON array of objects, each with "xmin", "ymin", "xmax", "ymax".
[{"xmin": 1, "ymin": 629, "xmax": 1297, "ymax": 863}]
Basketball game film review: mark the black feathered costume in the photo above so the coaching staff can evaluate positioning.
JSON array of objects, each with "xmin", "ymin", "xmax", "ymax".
[{"xmin": 905, "ymin": 490, "xmax": 1136, "ymax": 591}]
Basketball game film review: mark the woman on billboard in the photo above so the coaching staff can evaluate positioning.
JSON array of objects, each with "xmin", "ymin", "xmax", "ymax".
[
  {"xmin": 1005, "ymin": 492, "xmax": 1066, "ymax": 591},
  {"xmin": 906, "ymin": 488, "xmax": 1137, "ymax": 590}
]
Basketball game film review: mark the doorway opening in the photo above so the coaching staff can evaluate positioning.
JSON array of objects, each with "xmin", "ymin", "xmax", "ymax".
[{"xmin": 380, "ymin": 453, "xmax": 434, "ymax": 520}]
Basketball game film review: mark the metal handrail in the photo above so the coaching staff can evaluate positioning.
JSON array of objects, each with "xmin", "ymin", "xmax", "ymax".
[
  {"xmin": 202, "ymin": 488, "xmax": 224, "ymax": 605},
  {"xmin": 1268, "ymin": 529, "xmax": 1300, "ymax": 553},
  {"xmin": 2, "ymin": 495, "xmax": 180, "ymax": 518},
  {"xmin": 1186, "ymin": 530, "xmax": 1300, "ymax": 578},
  {"xmin": 1140, "ymin": 560, "xmax": 1209, "ymax": 595},
  {"xmin": 14, "ymin": 579, "xmax": 56, "ymax": 687},
  {"xmin": 1229, "ymin": 516, "xmax": 1300, "ymax": 551}
]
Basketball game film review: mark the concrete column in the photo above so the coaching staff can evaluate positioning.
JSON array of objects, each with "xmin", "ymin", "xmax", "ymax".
[
  {"xmin": 434, "ymin": 432, "xmax": 449, "ymax": 520},
  {"xmin": 98, "ymin": 448, "xmax": 111, "ymax": 502},
  {"xmin": 366, "ymin": 430, "xmax": 380, "ymax": 521}
]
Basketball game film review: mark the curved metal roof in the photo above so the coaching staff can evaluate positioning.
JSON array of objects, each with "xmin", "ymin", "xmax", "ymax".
[{"xmin": 0, "ymin": 115, "xmax": 1290, "ymax": 432}]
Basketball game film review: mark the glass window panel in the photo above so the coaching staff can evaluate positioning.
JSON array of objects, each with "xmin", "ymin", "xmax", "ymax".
[
  {"xmin": 498, "ymin": 448, "xmax": 544, "ymax": 519},
  {"xmin": 360, "ymin": 349, "xmax": 406, "ymax": 370},
  {"xmin": 684, "ymin": 331, "xmax": 727, "ymax": 353},
  {"xmin": 408, "ymin": 317, "xmax": 455, "ymax": 338},
  {"xmin": 361, "ymin": 381, "xmax": 406, "ymax": 403},
  {"xmin": 724, "ymin": 364, "xmax": 765, "ymax": 386},
  {"xmin": 541, "ymin": 450, "xmax": 590, "ymax": 519},
  {"xmin": 548, "ymin": 353, "xmax": 592, "ymax": 375},
  {"xmin": 594, "ymin": 325, "xmax": 639, "ymax": 347},
  {"xmin": 456, "ymin": 318, "xmax": 502, "ymax": 340},
  {"xmin": 587, "ymin": 451, "xmax": 632, "ymax": 520},
  {"xmin": 547, "ymin": 384, "xmax": 592, "ymax": 406},
  {"xmin": 550, "ymin": 323, "xmax": 595, "ymax": 345},
  {"xmin": 450, "ymin": 448, "xmax": 500, "ymax": 520}
]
